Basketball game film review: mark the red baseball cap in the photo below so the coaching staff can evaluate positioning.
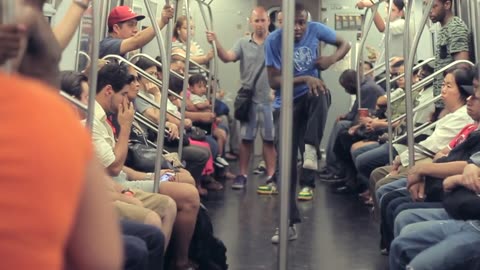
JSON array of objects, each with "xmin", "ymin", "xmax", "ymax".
[{"xmin": 108, "ymin": 6, "xmax": 145, "ymax": 28}]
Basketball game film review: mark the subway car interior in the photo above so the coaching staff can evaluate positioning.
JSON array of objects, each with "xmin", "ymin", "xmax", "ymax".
[{"xmin": 3, "ymin": 0, "xmax": 480, "ymax": 269}]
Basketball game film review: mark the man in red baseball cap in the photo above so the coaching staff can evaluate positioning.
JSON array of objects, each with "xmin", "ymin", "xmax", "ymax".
[{"xmin": 100, "ymin": 4, "xmax": 174, "ymax": 58}]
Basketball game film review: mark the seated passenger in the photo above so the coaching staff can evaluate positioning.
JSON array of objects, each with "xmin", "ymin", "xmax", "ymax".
[
  {"xmin": 389, "ymin": 157, "xmax": 480, "ymax": 270},
  {"xmin": 320, "ymin": 62, "xmax": 384, "ymax": 181},
  {"xmin": 354, "ymin": 66, "xmax": 474, "ymax": 198},
  {"xmin": 60, "ymin": 70, "xmax": 177, "ymax": 251},
  {"xmin": 91, "ymin": 62, "xmax": 200, "ymax": 270}
]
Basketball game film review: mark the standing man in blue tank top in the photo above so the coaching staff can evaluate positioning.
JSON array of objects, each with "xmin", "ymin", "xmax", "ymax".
[{"xmin": 264, "ymin": 3, "xmax": 350, "ymax": 243}]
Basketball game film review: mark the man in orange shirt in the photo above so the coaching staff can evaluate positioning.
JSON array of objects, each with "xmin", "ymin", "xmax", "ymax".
[{"xmin": 0, "ymin": 73, "xmax": 123, "ymax": 269}]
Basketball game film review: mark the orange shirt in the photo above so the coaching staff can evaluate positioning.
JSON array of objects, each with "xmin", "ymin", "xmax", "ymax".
[{"xmin": 0, "ymin": 74, "xmax": 92, "ymax": 270}]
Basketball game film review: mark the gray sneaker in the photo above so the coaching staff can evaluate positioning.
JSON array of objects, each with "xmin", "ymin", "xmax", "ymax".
[
  {"xmin": 271, "ymin": 225, "xmax": 298, "ymax": 244},
  {"xmin": 303, "ymin": 145, "xmax": 318, "ymax": 170}
]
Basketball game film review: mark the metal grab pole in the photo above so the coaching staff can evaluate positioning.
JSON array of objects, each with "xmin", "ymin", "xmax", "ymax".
[
  {"xmin": 130, "ymin": 53, "xmax": 184, "ymax": 80},
  {"xmin": 356, "ymin": 3, "xmax": 379, "ymax": 108},
  {"xmin": 145, "ymin": 0, "xmax": 171, "ymax": 193},
  {"xmin": 375, "ymin": 57, "xmax": 435, "ymax": 85},
  {"xmin": 278, "ymin": 0, "xmax": 294, "ymax": 269},
  {"xmin": 391, "ymin": 59, "xmax": 473, "ymax": 103},
  {"xmin": 364, "ymin": 56, "xmax": 395, "ymax": 76},
  {"xmin": 405, "ymin": 0, "xmax": 433, "ymax": 169},
  {"xmin": 385, "ymin": 0, "xmax": 394, "ymax": 164},
  {"xmin": 471, "ymin": 0, "xmax": 480, "ymax": 62},
  {"xmin": 86, "ymin": 2, "xmax": 100, "ymax": 131},
  {"xmin": 171, "ymin": 52, "xmax": 214, "ymax": 76},
  {"xmin": 2, "ymin": 0, "xmax": 15, "ymax": 73},
  {"xmin": 196, "ymin": 1, "xmax": 218, "ymax": 106},
  {"xmin": 177, "ymin": 0, "xmax": 191, "ymax": 161}
]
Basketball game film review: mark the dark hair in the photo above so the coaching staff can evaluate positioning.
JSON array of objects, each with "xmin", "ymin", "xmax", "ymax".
[
  {"xmin": 169, "ymin": 75, "xmax": 184, "ymax": 94},
  {"xmin": 473, "ymin": 64, "xmax": 480, "ymax": 80},
  {"xmin": 392, "ymin": 0, "xmax": 405, "ymax": 10},
  {"xmin": 188, "ymin": 74, "xmax": 207, "ymax": 87},
  {"xmin": 134, "ymin": 57, "xmax": 161, "ymax": 77},
  {"xmin": 295, "ymin": 3, "xmax": 307, "ymax": 14},
  {"xmin": 444, "ymin": 66, "xmax": 474, "ymax": 102},
  {"xmin": 339, "ymin": 69, "xmax": 357, "ymax": 95},
  {"xmin": 60, "ymin": 71, "xmax": 88, "ymax": 100},
  {"xmin": 421, "ymin": 62, "xmax": 435, "ymax": 75},
  {"xmin": 363, "ymin": 61, "xmax": 374, "ymax": 70},
  {"xmin": 96, "ymin": 62, "xmax": 131, "ymax": 94},
  {"xmin": 391, "ymin": 60, "xmax": 405, "ymax": 68}
]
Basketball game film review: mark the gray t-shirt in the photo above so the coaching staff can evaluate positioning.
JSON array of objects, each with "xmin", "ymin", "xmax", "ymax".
[
  {"xmin": 99, "ymin": 36, "xmax": 124, "ymax": 58},
  {"xmin": 134, "ymin": 97, "xmax": 152, "ymax": 114},
  {"xmin": 433, "ymin": 17, "xmax": 470, "ymax": 104},
  {"xmin": 232, "ymin": 35, "xmax": 271, "ymax": 104}
]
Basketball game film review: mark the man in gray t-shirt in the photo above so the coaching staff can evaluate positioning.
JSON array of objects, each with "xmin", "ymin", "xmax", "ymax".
[
  {"xmin": 207, "ymin": 6, "xmax": 276, "ymax": 191},
  {"xmin": 99, "ymin": 5, "xmax": 174, "ymax": 58}
]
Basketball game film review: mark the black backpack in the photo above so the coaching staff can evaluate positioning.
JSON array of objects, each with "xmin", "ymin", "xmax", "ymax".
[{"xmin": 189, "ymin": 205, "xmax": 228, "ymax": 270}]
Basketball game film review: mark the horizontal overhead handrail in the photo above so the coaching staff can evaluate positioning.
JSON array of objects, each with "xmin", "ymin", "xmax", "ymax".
[
  {"xmin": 391, "ymin": 94, "xmax": 441, "ymax": 123},
  {"xmin": 78, "ymin": 51, "xmax": 92, "ymax": 70},
  {"xmin": 137, "ymin": 92, "xmax": 181, "ymax": 120},
  {"xmin": 364, "ymin": 57, "xmax": 396, "ymax": 76},
  {"xmin": 129, "ymin": 53, "xmax": 185, "ymax": 81},
  {"xmin": 391, "ymin": 59, "xmax": 474, "ymax": 103},
  {"xmin": 171, "ymin": 52, "xmax": 214, "ymax": 76},
  {"xmin": 102, "ymin": 54, "xmax": 183, "ymax": 100},
  {"xmin": 376, "ymin": 57, "xmax": 435, "ymax": 85},
  {"xmin": 392, "ymin": 121, "xmax": 436, "ymax": 144}
]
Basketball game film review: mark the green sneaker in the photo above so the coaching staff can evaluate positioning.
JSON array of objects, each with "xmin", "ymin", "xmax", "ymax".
[
  {"xmin": 257, "ymin": 182, "xmax": 278, "ymax": 195},
  {"xmin": 297, "ymin": 187, "xmax": 313, "ymax": 201}
]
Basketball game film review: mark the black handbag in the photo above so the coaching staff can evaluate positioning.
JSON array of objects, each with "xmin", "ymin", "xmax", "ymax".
[
  {"xmin": 234, "ymin": 64, "xmax": 265, "ymax": 122},
  {"xmin": 443, "ymin": 186, "xmax": 480, "ymax": 220},
  {"xmin": 126, "ymin": 140, "xmax": 174, "ymax": 172}
]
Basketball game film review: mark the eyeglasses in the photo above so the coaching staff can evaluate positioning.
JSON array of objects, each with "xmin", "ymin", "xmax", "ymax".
[{"xmin": 127, "ymin": 74, "xmax": 140, "ymax": 84}]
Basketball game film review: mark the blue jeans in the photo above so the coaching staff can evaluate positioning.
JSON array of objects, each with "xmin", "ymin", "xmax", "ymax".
[
  {"xmin": 351, "ymin": 142, "xmax": 379, "ymax": 162},
  {"xmin": 355, "ymin": 143, "xmax": 396, "ymax": 191},
  {"xmin": 394, "ymin": 208, "xmax": 450, "ymax": 237},
  {"xmin": 376, "ymin": 178, "xmax": 407, "ymax": 207},
  {"xmin": 121, "ymin": 220, "xmax": 165, "ymax": 270},
  {"xmin": 390, "ymin": 219, "xmax": 480, "ymax": 270}
]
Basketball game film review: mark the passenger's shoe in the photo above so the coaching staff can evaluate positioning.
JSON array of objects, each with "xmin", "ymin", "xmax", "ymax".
[
  {"xmin": 215, "ymin": 156, "xmax": 229, "ymax": 167},
  {"xmin": 302, "ymin": 144, "xmax": 318, "ymax": 170},
  {"xmin": 297, "ymin": 186, "xmax": 314, "ymax": 201},
  {"xmin": 253, "ymin": 161, "xmax": 266, "ymax": 174},
  {"xmin": 332, "ymin": 185, "xmax": 356, "ymax": 195},
  {"xmin": 231, "ymin": 175, "xmax": 247, "ymax": 189},
  {"xmin": 257, "ymin": 182, "xmax": 278, "ymax": 195},
  {"xmin": 271, "ymin": 225, "xmax": 298, "ymax": 244}
]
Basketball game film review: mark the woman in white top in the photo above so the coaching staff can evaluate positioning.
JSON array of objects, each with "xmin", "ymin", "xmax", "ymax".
[{"xmin": 356, "ymin": 0, "xmax": 407, "ymax": 69}]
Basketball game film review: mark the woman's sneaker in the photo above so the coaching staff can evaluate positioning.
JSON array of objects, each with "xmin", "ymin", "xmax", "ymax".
[
  {"xmin": 271, "ymin": 225, "xmax": 298, "ymax": 244},
  {"xmin": 257, "ymin": 182, "xmax": 278, "ymax": 195}
]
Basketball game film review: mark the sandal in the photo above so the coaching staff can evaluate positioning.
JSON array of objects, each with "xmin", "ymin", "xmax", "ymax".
[{"xmin": 197, "ymin": 185, "xmax": 208, "ymax": 196}]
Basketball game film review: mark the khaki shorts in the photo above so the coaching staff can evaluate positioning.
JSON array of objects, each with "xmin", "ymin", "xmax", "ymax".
[{"xmin": 115, "ymin": 189, "xmax": 171, "ymax": 222}]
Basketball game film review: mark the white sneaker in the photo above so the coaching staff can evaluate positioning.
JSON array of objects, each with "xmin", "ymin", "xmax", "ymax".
[
  {"xmin": 271, "ymin": 225, "xmax": 298, "ymax": 244},
  {"xmin": 303, "ymin": 144, "xmax": 318, "ymax": 170},
  {"xmin": 215, "ymin": 156, "xmax": 229, "ymax": 167}
]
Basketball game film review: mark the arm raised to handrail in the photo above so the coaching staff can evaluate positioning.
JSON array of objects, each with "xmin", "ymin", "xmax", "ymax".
[
  {"xmin": 356, "ymin": 3, "xmax": 380, "ymax": 107},
  {"xmin": 102, "ymin": 54, "xmax": 182, "ymax": 100},
  {"xmin": 390, "ymin": 59, "xmax": 474, "ymax": 103}
]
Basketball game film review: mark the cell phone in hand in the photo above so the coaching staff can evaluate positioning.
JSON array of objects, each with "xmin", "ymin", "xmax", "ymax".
[{"xmin": 159, "ymin": 172, "xmax": 175, "ymax": 182}]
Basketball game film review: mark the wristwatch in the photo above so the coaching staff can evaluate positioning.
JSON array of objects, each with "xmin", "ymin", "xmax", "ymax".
[{"xmin": 73, "ymin": 0, "xmax": 89, "ymax": 10}]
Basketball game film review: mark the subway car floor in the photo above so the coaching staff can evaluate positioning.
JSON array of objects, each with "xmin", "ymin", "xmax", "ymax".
[{"xmin": 203, "ymin": 159, "xmax": 388, "ymax": 270}]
